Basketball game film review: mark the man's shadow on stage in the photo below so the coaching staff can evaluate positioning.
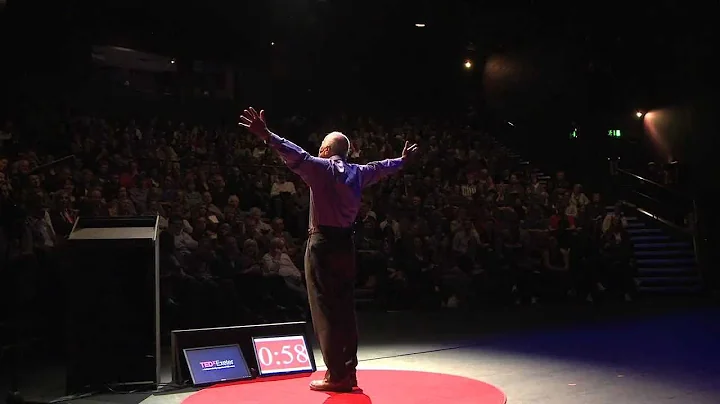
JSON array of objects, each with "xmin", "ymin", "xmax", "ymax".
[{"xmin": 322, "ymin": 389, "xmax": 371, "ymax": 404}]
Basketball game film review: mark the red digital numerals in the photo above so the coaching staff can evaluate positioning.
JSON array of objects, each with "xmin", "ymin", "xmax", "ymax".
[{"xmin": 252, "ymin": 335, "xmax": 312, "ymax": 375}]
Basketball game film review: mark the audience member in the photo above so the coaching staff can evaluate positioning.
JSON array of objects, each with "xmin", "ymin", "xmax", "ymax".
[{"xmin": 0, "ymin": 112, "xmax": 636, "ymax": 334}]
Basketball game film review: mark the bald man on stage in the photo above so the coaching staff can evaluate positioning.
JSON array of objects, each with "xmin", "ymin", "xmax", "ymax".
[{"xmin": 240, "ymin": 107, "xmax": 418, "ymax": 392}]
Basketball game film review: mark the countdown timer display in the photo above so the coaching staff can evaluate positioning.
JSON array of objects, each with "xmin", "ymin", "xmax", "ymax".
[{"xmin": 251, "ymin": 335, "xmax": 314, "ymax": 376}]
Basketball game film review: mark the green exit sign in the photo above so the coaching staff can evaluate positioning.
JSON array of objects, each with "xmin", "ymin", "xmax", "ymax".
[
  {"xmin": 608, "ymin": 129, "xmax": 622, "ymax": 138},
  {"xmin": 570, "ymin": 129, "xmax": 578, "ymax": 139}
]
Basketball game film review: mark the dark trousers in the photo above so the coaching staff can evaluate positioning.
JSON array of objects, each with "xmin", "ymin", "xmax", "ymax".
[{"xmin": 304, "ymin": 227, "xmax": 358, "ymax": 382}]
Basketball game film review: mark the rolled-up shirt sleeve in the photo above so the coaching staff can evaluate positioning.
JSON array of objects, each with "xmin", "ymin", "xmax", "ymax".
[
  {"xmin": 358, "ymin": 158, "xmax": 404, "ymax": 188},
  {"xmin": 267, "ymin": 133, "xmax": 330, "ymax": 182}
]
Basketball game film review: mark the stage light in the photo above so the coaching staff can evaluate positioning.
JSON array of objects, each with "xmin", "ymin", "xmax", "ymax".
[
  {"xmin": 635, "ymin": 111, "xmax": 644, "ymax": 118},
  {"xmin": 464, "ymin": 60, "xmax": 472, "ymax": 69},
  {"xmin": 170, "ymin": 59, "xmax": 176, "ymax": 64},
  {"xmin": 271, "ymin": 42, "xmax": 275, "ymax": 46},
  {"xmin": 415, "ymin": 23, "xmax": 426, "ymax": 28}
]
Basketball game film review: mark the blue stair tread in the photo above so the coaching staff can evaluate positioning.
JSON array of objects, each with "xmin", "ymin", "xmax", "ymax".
[
  {"xmin": 634, "ymin": 250, "xmax": 694, "ymax": 257},
  {"xmin": 625, "ymin": 222, "xmax": 646, "ymax": 228},
  {"xmin": 638, "ymin": 267, "xmax": 698, "ymax": 275},
  {"xmin": 637, "ymin": 276, "xmax": 701, "ymax": 284},
  {"xmin": 638, "ymin": 285, "xmax": 704, "ymax": 294},
  {"xmin": 634, "ymin": 242, "xmax": 691, "ymax": 249},
  {"xmin": 628, "ymin": 228, "xmax": 662, "ymax": 234},
  {"xmin": 631, "ymin": 235, "xmax": 671, "ymax": 242},
  {"xmin": 637, "ymin": 258, "xmax": 696, "ymax": 265}
]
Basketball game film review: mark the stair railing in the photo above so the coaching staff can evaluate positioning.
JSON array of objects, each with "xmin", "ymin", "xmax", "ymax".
[
  {"xmin": 614, "ymin": 168, "xmax": 694, "ymax": 229},
  {"xmin": 612, "ymin": 167, "xmax": 704, "ymax": 283}
]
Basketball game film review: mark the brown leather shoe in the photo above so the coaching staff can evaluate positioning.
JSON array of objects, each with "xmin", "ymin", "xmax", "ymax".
[{"xmin": 309, "ymin": 378, "xmax": 353, "ymax": 392}]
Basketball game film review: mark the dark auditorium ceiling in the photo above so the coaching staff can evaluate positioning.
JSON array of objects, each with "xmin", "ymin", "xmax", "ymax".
[
  {"xmin": 7, "ymin": 0, "xmax": 711, "ymax": 64},
  {"xmin": 0, "ymin": 0, "xmax": 714, "ymax": 109},
  {"xmin": 84, "ymin": 1, "xmax": 702, "ymax": 64}
]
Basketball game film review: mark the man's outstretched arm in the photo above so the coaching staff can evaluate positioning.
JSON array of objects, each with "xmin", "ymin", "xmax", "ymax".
[
  {"xmin": 358, "ymin": 141, "xmax": 419, "ymax": 188},
  {"xmin": 267, "ymin": 132, "xmax": 327, "ymax": 172},
  {"xmin": 358, "ymin": 157, "xmax": 405, "ymax": 188},
  {"xmin": 240, "ymin": 108, "xmax": 329, "ymax": 181}
]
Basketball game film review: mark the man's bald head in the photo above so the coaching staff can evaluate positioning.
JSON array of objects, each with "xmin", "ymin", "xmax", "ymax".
[{"xmin": 319, "ymin": 131, "xmax": 351, "ymax": 159}]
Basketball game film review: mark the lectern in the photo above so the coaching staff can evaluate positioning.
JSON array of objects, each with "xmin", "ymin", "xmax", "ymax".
[{"xmin": 64, "ymin": 216, "xmax": 160, "ymax": 393}]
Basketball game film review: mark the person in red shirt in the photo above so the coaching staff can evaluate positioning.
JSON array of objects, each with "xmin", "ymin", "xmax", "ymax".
[
  {"xmin": 119, "ymin": 160, "xmax": 140, "ymax": 189},
  {"xmin": 548, "ymin": 208, "xmax": 576, "ymax": 231}
]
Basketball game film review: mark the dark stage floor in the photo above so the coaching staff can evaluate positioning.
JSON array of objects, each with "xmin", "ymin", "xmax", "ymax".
[{"xmin": 3, "ymin": 298, "xmax": 720, "ymax": 404}]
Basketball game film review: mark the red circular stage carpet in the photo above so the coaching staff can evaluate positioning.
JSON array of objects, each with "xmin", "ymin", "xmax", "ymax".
[{"xmin": 182, "ymin": 370, "xmax": 506, "ymax": 404}]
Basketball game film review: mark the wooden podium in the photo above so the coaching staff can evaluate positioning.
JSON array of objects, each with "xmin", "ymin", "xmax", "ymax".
[{"xmin": 64, "ymin": 216, "xmax": 161, "ymax": 393}]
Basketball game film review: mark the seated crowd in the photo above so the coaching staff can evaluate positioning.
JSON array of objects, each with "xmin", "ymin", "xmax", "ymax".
[{"xmin": 0, "ymin": 114, "xmax": 637, "ymax": 333}]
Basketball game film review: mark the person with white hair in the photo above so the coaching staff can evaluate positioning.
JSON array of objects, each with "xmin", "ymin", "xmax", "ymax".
[
  {"xmin": 248, "ymin": 206, "xmax": 271, "ymax": 233},
  {"xmin": 240, "ymin": 107, "xmax": 418, "ymax": 392}
]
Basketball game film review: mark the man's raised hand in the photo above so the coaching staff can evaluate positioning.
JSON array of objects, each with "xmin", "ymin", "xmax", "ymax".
[
  {"xmin": 401, "ymin": 141, "xmax": 419, "ymax": 160},
  {"xmin": 239, "ymin": 107, "xmax": 270, "ymax": 140}
]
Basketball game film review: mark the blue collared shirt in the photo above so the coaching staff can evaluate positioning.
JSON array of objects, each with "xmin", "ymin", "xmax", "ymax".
[{"xmin": 267, "ymin": 133, "xmax": 404, "ymax": 229}]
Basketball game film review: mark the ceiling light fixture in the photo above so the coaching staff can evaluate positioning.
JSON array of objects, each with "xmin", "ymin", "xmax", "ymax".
[{"xmin": 415, "ymin": 23, "xmax": 426, "ymax": 28}]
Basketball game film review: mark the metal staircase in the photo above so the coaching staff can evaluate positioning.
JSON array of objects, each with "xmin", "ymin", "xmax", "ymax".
[{"xmin": 611, "ymin": 205, "xmax": 704, "ymax": 294}]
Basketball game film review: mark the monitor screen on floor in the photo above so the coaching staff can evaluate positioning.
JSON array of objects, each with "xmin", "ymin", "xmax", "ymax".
[
  {"xmin": 252, "ymin": 335, "xmax": 315, "ymax": 376},
  {"xmin": 183, "ymin": 344, "xmax": 252, "ymax": 386}
]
